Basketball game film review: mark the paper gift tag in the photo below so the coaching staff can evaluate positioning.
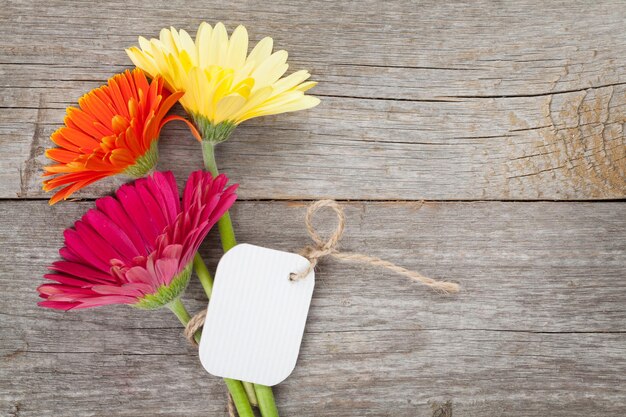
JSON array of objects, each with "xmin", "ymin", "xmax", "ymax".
[{"xmin": 199, "ymin": 243, "xmax": 315, "ymax": 386}]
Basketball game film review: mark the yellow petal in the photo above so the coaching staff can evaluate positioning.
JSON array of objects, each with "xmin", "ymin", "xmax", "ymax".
[
  {"xmin": 214, "ymin": 95, "xmax": 247, "ymax": 124},
  {"xmin": 150, "ymin": 39, "xmax": 171, "ymax": 73},
  {"xmin": 179, "ymin": 29, "xmax": 198, "ymax": 65},
  {"xmin": 138, "ymin": 36, "xmax": 152, "ymax": 53},
  {"xmin": 251, "ymin": 50, "xmax": 289, "ymax": 90},
  {"xmin": 231, "ymin": 78, "xmax": 254, "ymax": 98},
  {"xmin": 166, "ymin": 53, "xmax": 187, "ymax": 90},
  {"xmin": 126, "ymin": 47, "xmax": 159, "ymax": 77},
  {"xmin": 185, "ymin": 67, "xmax": 205, "ymax": 115},
  {"xmin": 256, "ymin": 90, "xmax": 304, "ymax": 108},
  {"xmin": 195, "ymin": 67, "xmax": 216, "ymax": 116},
  {"xmin": 272, "ymin": 70, "xmax": 311, "ymax": 95},
  {"xmin": 233, "ymin": 60, "xmax": 255, "ymax": 85},
  {"xmin": 159, "ymin": 28, "xmax": 178, "ymax": 54},
  {"xmin": 178, "ymin": 49, "xmax": 195, "ymax": 72},
  {"xmin": 246, "ymin": 37, "xmax": 273, "ymax": 69},
  {"xmin": 230, "ymin": 86, "xmax": 273, "ymax": 121},
  {"xmin": 240, "ymin": 95, "xmax": 320, "ymax": 122},
  {"xmin": 209, "ymin": 22, "xmax": 228, "ymax": 66},
  {"xmin": 196, "ymin": 22, "xmax": 213, "ymax": 68},
  {"xmin": 169, "ymin": 27, "xmax": 183, "ymax": 52},
  {"xmin": 225, "ymin": 25, "xmax": 248, "ymax": 69},
  {"xmin": 295, "ymin": 81, "xmax": 317, "ymax": 93},
  {"xmin": 212, "ymin": 69, "xmax": 235, "ymax": 103}
]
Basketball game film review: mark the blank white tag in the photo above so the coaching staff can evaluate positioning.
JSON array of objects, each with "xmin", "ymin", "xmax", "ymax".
[{"xmin": 198, "ymin": 243, "xmax": 315, "ymax": 386}]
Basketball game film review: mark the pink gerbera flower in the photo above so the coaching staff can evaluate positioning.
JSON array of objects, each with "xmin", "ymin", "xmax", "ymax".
[{"xmin": 38, "ymin": 170, "xmax": 237, "ymax": 310}]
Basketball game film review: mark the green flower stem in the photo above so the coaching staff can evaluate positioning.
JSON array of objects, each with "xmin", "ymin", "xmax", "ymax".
[
  {"xmin": 217, "ymin": 212, "xmax": 237, "ymax": 253},
  {"xmin": 193, "ymin": 253, "xmax": 213, "ymax": 298},
  {"xmin": 200, "ymin": 136, "xmax": 278, "ymax": 416},
  {"xmin": 201, "ymin": 141, "xmax": 237, "ymax": 253},
  {"xmin": 201, "ymin": 140, "xmax": 220, "ymax": 177},
  {"xmin": 168, "ymin": 298, "xmax": 254, "ymax": 417},
  {"xmin": 242, "ymin": 382, "xmax": 259, "ymax": 407},
  {"xmin": 225, "ymin": 379, "xmax": 255, "ymax": 416},
  {"xmin": 167, "ymin": 298, "xmax": 200, "ymax": 344},
  {"xmin": 200, "ymin": 141, "xmax": 237, "ymax": 253},
  {"xmin": 255, "ymin": 384, "xmax": 279, "ymax": 417}
]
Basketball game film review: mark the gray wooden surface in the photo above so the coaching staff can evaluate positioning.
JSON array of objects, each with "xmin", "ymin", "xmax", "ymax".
[{"xmin": 1, "ymin": 1, "xmax": 625, "ymax": 416}]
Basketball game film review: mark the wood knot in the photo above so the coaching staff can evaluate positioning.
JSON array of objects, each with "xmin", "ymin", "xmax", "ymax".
[{"xmin": 431, "ymin": 400, "xmax": 453, "ymax": 417}]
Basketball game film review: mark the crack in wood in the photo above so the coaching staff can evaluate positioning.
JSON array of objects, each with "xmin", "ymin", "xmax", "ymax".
[
  {"xmin": 17, "ymin": 94, "xmax": 45, "ymax": 198},
  {"xmin": 448, "ymin": 82, "xmax": 626, "ymax": 99}
]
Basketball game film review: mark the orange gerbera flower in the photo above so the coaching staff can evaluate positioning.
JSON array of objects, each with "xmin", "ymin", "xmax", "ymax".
[{"xmin": 43, "ymin": 69, "xmax": 194, "ymax": 205}]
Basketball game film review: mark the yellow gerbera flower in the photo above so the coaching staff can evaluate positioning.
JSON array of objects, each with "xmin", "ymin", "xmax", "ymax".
[{"xmin": 126, "ymin": 22, "xmax": 320, "ymax": 144}]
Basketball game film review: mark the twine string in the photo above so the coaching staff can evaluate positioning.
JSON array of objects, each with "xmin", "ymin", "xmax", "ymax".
[
  {"xmin": 184, "ymin": 309, "xmax": 206, "ymax": 346},
  {"xmin": 227, "ymin": 394, "xmax": 236, "ymax": 417},
  {"xmin": 289, "ymin": 200, "xmax": 460, "ymax": 293},
  {"xmin": 288, "ymin": 199, "xmax": 344, "ymax": 281}
]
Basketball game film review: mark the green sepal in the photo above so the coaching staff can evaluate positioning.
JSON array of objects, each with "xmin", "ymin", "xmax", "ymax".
[
  {"xmin": 192, "ymin": 114, "xmax": 236, "ymax": 144},
  {"xmin": 133, "ymin": 262, "xmax": 193, "ymax": 310},
  {"xmin": 124, "ymin": 140, "xmax": 159, "ymax": 178}
]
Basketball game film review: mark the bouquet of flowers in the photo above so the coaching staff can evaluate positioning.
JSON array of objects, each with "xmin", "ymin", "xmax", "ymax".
[{"xmin": 38, "ymin": 22, "xmax": 320, "ymax": 417}]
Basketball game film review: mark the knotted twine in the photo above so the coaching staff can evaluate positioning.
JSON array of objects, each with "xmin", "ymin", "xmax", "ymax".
[
  {"xmin": 183, "ymin": 200, "xmax": 459, "ymax": 415},
  {"xmin": 185, "ymin": 199, "xmax": 459, "ymax": 344},
  {"xmin": 288, "ymin": 199, "xmax": 460, "ymax": 292}
]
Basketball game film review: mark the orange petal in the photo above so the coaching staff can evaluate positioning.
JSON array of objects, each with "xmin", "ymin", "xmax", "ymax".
[
  {"xmin": 161, "ymin": 115, "xmax": 202, "ymax": 141},
  {"xmin": 45, "ymin": 148, "xmax": 80, "ymax": 163}
]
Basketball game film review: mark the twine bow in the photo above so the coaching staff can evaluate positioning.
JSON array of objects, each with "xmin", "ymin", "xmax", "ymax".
[{"xmin": 289, "ymin": 200, "xmax": 460, "ymax": 293}]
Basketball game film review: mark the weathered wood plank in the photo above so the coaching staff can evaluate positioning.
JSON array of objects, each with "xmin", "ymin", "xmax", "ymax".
[
  {"xmin": 1, "ymin": 0, "xmax": 625, "ymax": 200},
  {"xmin": 1, "ymin": 201, "xmax": 624, "ymax": 416}
]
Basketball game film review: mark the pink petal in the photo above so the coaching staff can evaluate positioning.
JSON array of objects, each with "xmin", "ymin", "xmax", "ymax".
[
  {"xmin": 116, "ymin": 183, "xmax": 161, "ymax": 245},
  {"xmin": 43, "ymin": 273, "xmax": 94, "ymax": 287},
  {"xmin": 72, "ymin": 295, "xmax": 137, "ymax": 308},
  {"xmin": 136, "ymin": 180, "xmax": 167, "ymax": 232},
  {"xmin": 49, "ymin": 261, "xmax": 114, "ymax": 283},
  {"xmin": 96, "ymin": 196, "xmax": 148, "ymax": 253},
  {"xmin": 154, "ymin": 257, "xmax": 179, "ymax": 285},
  {"xmin": 161, "ymin": 244, "xmax": 183, "ymax": 260},
  {"xmin": 63, "ymin": 228, "xmax": 110, "ymax": 272},
  {"xmin": 125, "ymin": 266, "xmax": 155, "ymax": 285},
  {"xmin": 92, "ymin": 284, "xmax": 144, "ymax": 297},
  {"xmin": 149, "ymin": 171, "xmax": 180, "ymax": 222},
  {"xmin": 74, "ymin": 221, "xmax": 124, "ymax": 266},
  {"xmin": 38, "ymin": 300, "xmax": 80, "ymax": 310},
  {"xmin": 83, "ymin": 209, "xmax": 141, "ymax": 260}
]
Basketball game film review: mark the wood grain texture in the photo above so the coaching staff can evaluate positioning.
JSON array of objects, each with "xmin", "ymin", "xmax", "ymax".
[
  {"xmin": 1, "ymin": 0, "xmax": 625, "ymax": 200},
  {"xmin": 1, "ymin": 201, "xmax": 625, "ymax": 416},
  {"xmin": 1, "ymin": 1, "xmax": 626, "ymax": 416}
]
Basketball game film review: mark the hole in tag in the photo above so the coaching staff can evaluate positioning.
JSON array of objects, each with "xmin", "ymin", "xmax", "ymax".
[{"xmin": 289, "ymin": 267, "xmax": 311, "ymax": 281}]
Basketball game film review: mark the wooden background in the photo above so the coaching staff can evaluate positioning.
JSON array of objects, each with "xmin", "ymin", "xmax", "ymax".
[{"xmin": 1, "ymin": 1, "xmax": 625, "ymax": 416}]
